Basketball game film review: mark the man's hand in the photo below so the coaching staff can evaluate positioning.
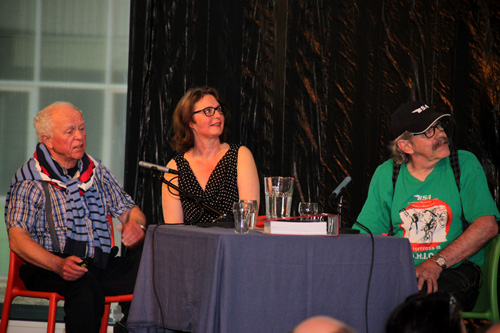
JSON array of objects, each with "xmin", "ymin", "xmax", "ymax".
[
  {"xmin": 415, "ymin": 258, "xmax": 442, "ymax": 293},
  {"xmin": 117, "ymin": 205, "xmax": 147, "ymax": 248},
  {"xmin": 56, "ymin": 255, "xmax": 88, "ymax": 281},
  {"xmin": 120, "ymin": 221, "xmax": 146, "ymax": 248}
]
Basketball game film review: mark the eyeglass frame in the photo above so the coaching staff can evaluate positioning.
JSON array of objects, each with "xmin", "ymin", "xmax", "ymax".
[
  {"xmin": 193, "ymin": 105, "xmax": 225, "ymax": 117},
  {"xmin": 413, "ymin": 119, "xmax": 448, "ymax": 139}
]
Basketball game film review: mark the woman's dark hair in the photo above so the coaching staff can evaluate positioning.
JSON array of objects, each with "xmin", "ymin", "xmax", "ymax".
[
  {"xmin": 170, "ymin": 86, "xmax": 230, "ymax": 153},
  {"xmin": 386, "ymin": 292, "xmax": 464, "ymax": 333}
]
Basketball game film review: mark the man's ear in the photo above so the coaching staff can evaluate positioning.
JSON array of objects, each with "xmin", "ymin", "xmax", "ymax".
[
  {"xmin": 41, "ymin": 134, "xmax": 52, "ymax": 148},
  {"xmin": 397, "ymin": 139, "xmax": 414, "ymax": 154}
]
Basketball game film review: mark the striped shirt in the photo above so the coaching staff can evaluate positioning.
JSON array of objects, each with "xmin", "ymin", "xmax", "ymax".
[{"xmin": 5, "ymin": 163, "xmax": 135, "ymax": 254}]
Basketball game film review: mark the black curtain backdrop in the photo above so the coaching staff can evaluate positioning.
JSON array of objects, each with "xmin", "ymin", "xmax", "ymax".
[{"xmin": 124, "ymin": 0, "xmax": 500, "ymax": 228}]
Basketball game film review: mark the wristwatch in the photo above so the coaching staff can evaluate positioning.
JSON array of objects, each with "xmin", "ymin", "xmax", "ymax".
[
  {"xmin": 136, "ymin": 221, "xmax": 147, "ymax": 232},
  {"xmin": 434, "ymin": 255, "xmax": 447, "ymax": 269}
]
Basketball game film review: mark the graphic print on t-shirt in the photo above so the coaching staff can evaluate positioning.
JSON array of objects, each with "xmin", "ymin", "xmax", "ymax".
[{"xmin": 398, "ymin": 198, "xmax": 453, "ymax": 251}]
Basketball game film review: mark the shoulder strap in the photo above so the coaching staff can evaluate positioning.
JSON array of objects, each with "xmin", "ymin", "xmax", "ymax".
[
  {"xmin": 449, "ymin": 149, "xmax": 461, "ymax": 190},
  {"xmin": 389, "ymin": 163, "xmax": 401, "ymax": 236},
  {"xmin": 41, "ymin": 182, "xmax": 62, "ymax": 253},
  {"xmin": 449, "ymin": 149, "xmax": 469, "ymax": 232}
]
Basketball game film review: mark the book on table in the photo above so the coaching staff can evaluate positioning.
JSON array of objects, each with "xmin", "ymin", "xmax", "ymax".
[{"xmin": 262, "ymin": 214, "xmax": 339, "ymax": 236}]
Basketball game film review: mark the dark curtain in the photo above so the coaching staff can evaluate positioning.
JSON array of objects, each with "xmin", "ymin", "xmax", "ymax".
[{"xmin": 124, "ymin": 0, "xmax": 500, "ymax": 228}]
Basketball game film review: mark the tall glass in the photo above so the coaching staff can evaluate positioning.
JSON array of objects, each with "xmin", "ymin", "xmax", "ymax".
[{"xmin": 264, "ymin": 177, "xmax": 295, "ymax": 219}]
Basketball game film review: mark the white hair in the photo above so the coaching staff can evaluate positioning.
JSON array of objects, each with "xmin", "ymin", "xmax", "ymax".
[
  {"xmin": 33, "ymin": 101, "xmax": 82, "ymax": 142},
  {"xmin": 389, "ymin": 131, "xmax": 413, "ymax": 165}
]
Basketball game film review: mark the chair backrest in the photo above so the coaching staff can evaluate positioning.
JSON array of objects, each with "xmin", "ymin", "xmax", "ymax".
[
  {"xmin": 7, "ymin": 250, "xmax": 28, "ymax": 292},
  {"xmin": 108, "ymin": 215, "xmax": 115, "ymax": 247},
  {"xmin": 463, "ymin": 234, "xmax": 500, "ymax": 321}
]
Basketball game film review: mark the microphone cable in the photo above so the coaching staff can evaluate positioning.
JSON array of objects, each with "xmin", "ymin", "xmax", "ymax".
[
  {"xmin": 343, "ymin": 214, "xmax": 374, "ymax": 333},
  {"xmin": 151, "ymin": 224, "xmax": 167, "ymax": 332},
  {"xmin": 150, "ymin": 223, "xmax": 183, "ymax": 332}
]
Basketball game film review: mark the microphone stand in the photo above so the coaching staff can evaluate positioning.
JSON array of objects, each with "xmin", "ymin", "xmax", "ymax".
[
  {"xmin": 330, "ymin": 193, "xmax": 360, "ymax": 234},
  {"xmin": 147, "ymin": 171, "xmax": 231, "ymax": 226},
  {"xmin": 337, "ymin": 194, "xmax": 344, "ymax": 228}
]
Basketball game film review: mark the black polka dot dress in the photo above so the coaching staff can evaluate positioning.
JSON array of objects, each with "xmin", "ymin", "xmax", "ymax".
[{"xmin": 173, "ymin": 143, "xmax": 240, "ymax": 224}]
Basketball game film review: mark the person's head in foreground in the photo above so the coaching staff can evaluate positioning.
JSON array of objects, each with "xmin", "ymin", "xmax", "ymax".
[
  {"xmin": 385, "ymin": 292, "xmax": 465, "ymax": 333},
  {"xmin": 486, "ymin": 323, "xmax": 500, "ymax": 332},
  {"xmin": 293, "ymin": 315, "xmax": 356, "ymax": 333}
]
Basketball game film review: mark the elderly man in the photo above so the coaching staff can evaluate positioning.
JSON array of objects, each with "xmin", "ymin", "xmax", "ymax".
[
  {"xmin": 5, "ymin": 102, "xmax": 146, "ymax": 332},
  {"xmin": 354, "ymin": 101, "xmax": 500, "ymax": 311}
]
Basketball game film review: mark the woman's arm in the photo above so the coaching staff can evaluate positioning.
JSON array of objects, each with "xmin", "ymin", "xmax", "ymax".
[
  {"xmin": 237, "ymin": 146, "xmax": 260, "ymax": 210},
  {"xmin": 161, "ymin": 159, "xmax": 185, "ymax": 224}
]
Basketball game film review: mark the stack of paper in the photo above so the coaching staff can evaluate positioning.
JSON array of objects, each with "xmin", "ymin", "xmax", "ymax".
[{"xmin": 263, "ymin": 220, "xmax": 327, "ymax": 235}]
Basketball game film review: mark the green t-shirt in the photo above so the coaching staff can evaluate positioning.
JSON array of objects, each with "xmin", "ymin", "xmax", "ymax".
[{"xmin": 355, "ymin": 150, "xmax": 500, "ymax": 267}]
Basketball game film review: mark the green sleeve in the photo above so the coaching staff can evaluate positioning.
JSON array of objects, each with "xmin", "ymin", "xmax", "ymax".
[
  {"xmin": 458, "ymin": 150, "xmax": 500, "ymax": 223},
  {"xmin": 354, "ymin": 160, "xmax": 395, "ymax": 235}
]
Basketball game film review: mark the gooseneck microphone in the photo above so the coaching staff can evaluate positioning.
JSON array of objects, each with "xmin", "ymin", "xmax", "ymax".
[
  {"xmin": 329, "ymin": 176, "xmax": 359, "ymax": 235},
  {"xmin": 139, "ymin": 161, "xmax": 179, "ymax": 174},
  {"xmin": 329, "ymin": 176, "xmax": 352, "ymax": 201}
]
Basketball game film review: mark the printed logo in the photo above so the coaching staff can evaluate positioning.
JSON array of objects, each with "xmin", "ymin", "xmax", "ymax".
[
  {"xmin": 411, "ymin": 105, "xmax": 429, "ymax": 114},
  {"xmin": 398, "ymin": 198, "xmax": 452, "ymax": 251}
]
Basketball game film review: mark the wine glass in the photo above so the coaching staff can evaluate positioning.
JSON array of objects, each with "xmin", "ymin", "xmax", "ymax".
[{"xmin": 298, "ymin": 202, "xmax": 319, "ymax": 220}]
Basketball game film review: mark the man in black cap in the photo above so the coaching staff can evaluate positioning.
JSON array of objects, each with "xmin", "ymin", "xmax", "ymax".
[{"xmin": 354, "ymin": 101, "xmax": 500, "ymax": 310}]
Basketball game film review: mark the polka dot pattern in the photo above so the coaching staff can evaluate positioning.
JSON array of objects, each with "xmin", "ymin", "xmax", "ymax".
[{"xmin": 174, "ymin": 143, "xmax": 240, "ymax": 224}]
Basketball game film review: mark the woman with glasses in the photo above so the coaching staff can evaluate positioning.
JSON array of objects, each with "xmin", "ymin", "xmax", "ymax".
[{"xmin": 161, "ymin": 86, "xmax": 260, "ymax": 225}]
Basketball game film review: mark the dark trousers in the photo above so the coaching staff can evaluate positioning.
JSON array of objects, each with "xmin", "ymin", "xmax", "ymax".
[
  {"xmin": 20, "ymin": 254, "xmax": 140, "ymax": 333},
  {"xmin": 423, "ymin": 260, "xmax": 482, "ymax": 311}
]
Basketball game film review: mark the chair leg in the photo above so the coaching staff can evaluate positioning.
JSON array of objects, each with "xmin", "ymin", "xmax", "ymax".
[
  {"xmin": 100, "ymin": 303, "xmax": 112, "ymax": 333},
  {"xmin": 0, "ymin": 296, "xmax": 13, "ymax": 333},
  {"xmin": 47, "ymin": 298, "xmax": 59, "ymax": 333}
]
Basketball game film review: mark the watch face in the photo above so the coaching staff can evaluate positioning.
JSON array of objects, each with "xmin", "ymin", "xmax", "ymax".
[{"xmin": 436, "ymin": 256, "xmax": 446, "ymax": 268}]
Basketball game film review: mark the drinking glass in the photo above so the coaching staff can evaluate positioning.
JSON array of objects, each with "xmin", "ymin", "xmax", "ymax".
[
  {"xmin": 264, "ymin": 177, "xmax": 295, "ymax": 219},
  {"xmin": 298, "ymin": 202, "xmax": 319, "ymax": 218},
  {"xmin": 232, "ymin": 202, "xmax": 251, "ymax": 234},
  {"xmin": 239, "ymin": 199, "xmax": 258, "ymax": 229}
]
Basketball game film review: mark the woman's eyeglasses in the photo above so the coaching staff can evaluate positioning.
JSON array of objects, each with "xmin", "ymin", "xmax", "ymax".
[{"xmin": 193, "ymin": 105, "xmax": 225, "ymax": 117}]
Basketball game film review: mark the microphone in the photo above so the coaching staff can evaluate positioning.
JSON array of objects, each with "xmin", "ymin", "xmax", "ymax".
[
  {"xmin": 329, "ymin": 176, "xmax": 359, "ymax": 234},
  {"xmin": 139, "ymin": 161, "xmax": 179, "ymax": 174},
  {"xmin": 329, "ymin": 176, "xmax": 352, "ymax": 201}
]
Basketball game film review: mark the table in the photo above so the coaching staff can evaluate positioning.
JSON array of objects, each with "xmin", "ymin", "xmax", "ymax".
[{"xmin": 128, "ymin": 225, "xmax": 418, "ymax": 333}]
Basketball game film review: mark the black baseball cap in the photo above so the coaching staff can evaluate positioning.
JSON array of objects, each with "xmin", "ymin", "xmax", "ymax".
[{"xmin": 391, "ymin": 101, "xmax": 451, "ymax": 138}]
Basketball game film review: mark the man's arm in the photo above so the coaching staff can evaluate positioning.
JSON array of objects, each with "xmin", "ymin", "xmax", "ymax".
[
  {"xmin": 117, "ymin": 205, "xmax": 146, "ymax": 248},
  {"xmin": 8, "ymin": 227, "xmax": 87, "ymax": 281},
  {"xmin": 415, "ymin": 215, "xmax": 498, "ymax": 293}
]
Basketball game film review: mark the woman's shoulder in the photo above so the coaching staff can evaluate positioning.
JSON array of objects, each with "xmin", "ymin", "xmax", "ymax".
[
  {"xmin": 172, "ymin": 150, "xmax": 187, "ymax": 162},
  {"xmin": 227, "ymin": 142, "xmax": 241, "ymax": 150},
  {"xmin": 234, "ymin": 144, "xmax": 255, "ymax": 159}
]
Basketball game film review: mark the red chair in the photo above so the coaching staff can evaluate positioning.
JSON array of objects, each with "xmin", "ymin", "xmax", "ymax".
[{"xmin": 0, "ymin": 216, "xmax": 133, "ymax": 333}]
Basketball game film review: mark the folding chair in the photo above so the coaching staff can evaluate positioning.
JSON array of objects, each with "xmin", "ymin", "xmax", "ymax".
[
  {"xmin": 0, "ymin": 216, "xmax": 133, "ymax": 333},
  {"xmin": 462, "ymin": 234, "xmax": 500, "ymax": 323}
]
